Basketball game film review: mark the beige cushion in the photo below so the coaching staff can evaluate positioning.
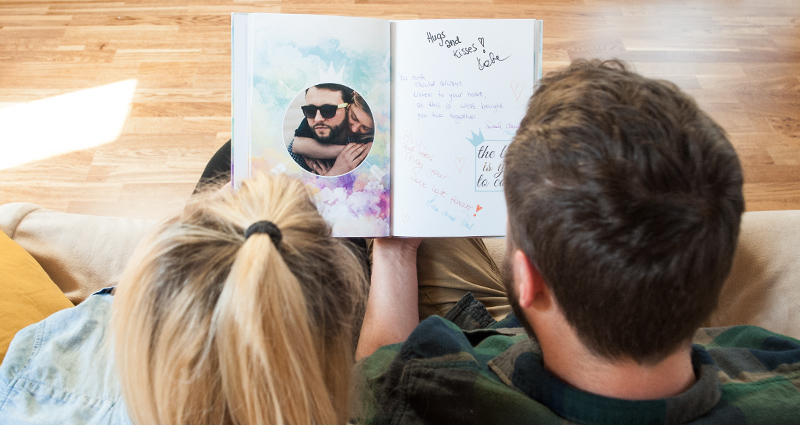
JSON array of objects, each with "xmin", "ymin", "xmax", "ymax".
[
  {"xmin": 0, "ymin": 202, "xmax": 797, "ymax": 339},
  {"xmin": 0, "ymin": 203, "xmax": 155, "ymax": 305},
  {"xmin": 707, "ymin": 210, "xmax": 800, "ymax": 339},
  {"xmin": 486, "ymin": 210, "xmax": 800, "ymax": 340}
]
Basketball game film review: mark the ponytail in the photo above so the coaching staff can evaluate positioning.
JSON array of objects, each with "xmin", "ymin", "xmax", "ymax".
[
  {"xmin": 113, "ymin": 173, "xmax": 367, "ymax": 425},
  {"xmin": 214, "ymin": 233, "xmax": 339, "ymax": 425}
]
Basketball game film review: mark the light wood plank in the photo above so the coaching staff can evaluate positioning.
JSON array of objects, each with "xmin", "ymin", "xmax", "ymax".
[{"xmin": 1, "ymin": 0, "xmax": 799, "ymax": 219}]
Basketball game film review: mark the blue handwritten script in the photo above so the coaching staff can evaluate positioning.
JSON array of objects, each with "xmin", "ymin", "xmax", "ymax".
[
  {"xmin": 460, "ymin": 212, "xmax": 475, "ymax": 230},
  {"xmin": 425, "ymin": 196, "xmax": 440, "ymax": 212},
  {"xmin": 424, "ymin": 196, "xmax": 466, "ymax": 226}
]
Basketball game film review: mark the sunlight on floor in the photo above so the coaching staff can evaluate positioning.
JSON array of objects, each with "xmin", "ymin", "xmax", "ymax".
[{"xmin": 0, "ymin": 79, "xmax": 138, "ymax": 171}]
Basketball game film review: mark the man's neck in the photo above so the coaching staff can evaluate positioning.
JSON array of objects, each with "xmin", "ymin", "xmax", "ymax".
[{"xmin": 535, "ymin": 317, "xmax": 696, "ymax": 400}]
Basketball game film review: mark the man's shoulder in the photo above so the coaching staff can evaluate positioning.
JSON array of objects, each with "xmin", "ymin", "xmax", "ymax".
[
  {"xmin": 694, "ymin": 325, "xmax": 800, "ymax": 370},
  {"xmin": 353, "ymin": 316, "xmax": 550, "ymax": 424},
  {"xmin": 393, "ymin": 315, "xmax": 527, "ymax": 361},
  {"xmin": 695, "ymin": 324, "xmax": 800, "ymax": 347},
  {"xmin": 356, "ymin": 315, "xmax": 527, "ymax": 393},
  {"xmin": 693, "ymin": 325, "xmax": 800, "ymax": 423}
]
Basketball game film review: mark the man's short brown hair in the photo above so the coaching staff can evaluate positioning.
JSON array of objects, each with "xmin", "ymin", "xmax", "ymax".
[{"xmin": 504, "ymin": 60, "xmax": 744, "ymax": 363}]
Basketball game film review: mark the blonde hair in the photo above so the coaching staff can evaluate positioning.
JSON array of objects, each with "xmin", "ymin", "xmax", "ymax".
[
  {"xmin": 350, "ymin": 91, "xmax": 371, "ymax": 116},
  {"xmin": 112, "ymin": 172, "xmax": 368, "ymax": 425}
]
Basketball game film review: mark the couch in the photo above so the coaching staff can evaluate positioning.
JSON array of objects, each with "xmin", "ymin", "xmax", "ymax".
[{"xmin": 1, "ymin": 202, "xmax": 798, "ymax": 361}]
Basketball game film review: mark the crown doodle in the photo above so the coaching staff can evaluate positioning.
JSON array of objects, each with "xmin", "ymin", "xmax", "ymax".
[
  {"xmin": 466, "ymin": 129, "xmax": 485, "ymax": 147},
  {"xmin": 318, "ymin": 63, "xmax": 345, "ymax": 83}
]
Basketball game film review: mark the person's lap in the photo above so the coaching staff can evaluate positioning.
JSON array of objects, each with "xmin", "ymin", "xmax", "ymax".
[{"xmin": 416, "ymin": 238, "xmax": 509, "ymax": 322}]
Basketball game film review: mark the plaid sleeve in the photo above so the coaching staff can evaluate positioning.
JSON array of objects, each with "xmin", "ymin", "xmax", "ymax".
[
  {"xmin": 351, "ymin": 342, "xmax": 403, "ymax": 424},
  {"xmin": 287, "ymin": 139, "xmax": 313, "ymax": 172},
  {"xmin": 351, "ymin": 317, "xmax": 547, "ymax": 424},
  {"xmin": 695, "ymin": 326, "xmax": 800, "ymax": 424},
  {"xmin": 352, "ymin": 318, "xmax": 473, "ymax": 424}
]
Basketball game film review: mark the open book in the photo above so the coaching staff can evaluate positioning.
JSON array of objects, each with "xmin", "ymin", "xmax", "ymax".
[{"xmin": 232, "ymin": 13, "xmax": 543, "ymax": 237}]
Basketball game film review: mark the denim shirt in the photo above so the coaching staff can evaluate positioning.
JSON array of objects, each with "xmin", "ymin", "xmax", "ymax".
[{"xmin": 0, "ymin": 289, "xmax": 132, "ymax": 424}]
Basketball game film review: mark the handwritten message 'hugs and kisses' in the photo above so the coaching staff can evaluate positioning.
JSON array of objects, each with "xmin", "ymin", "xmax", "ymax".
[{"xmin": 426, "ymin": 30, "xmax": 509, "ymax": 71}]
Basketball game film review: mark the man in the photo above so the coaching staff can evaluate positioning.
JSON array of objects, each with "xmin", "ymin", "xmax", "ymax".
[
  {"xmin": 354, "ymin": 60, "xmax": 800, "ymax": 424},
  {"xmin": 288, "ymin": 83, "xmax": 371, "ymax": 176}
]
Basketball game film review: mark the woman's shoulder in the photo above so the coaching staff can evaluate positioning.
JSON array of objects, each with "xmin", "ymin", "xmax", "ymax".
[{"xmin": 0, "ymin": 290, "xmax": 130, "ymax": 424}]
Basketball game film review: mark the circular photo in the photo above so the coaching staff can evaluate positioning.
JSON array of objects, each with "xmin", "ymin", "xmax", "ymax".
[{"xmin": 284, "ymin": 83, "xmax": 374, "ymax": 177}]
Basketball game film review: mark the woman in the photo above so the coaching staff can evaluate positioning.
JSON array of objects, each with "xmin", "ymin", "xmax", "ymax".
[
  {"xmin": 292, "ymin": 91, "xmax": 375, "ymax": 176},
  {"xmin": 0, "ymin": 172, "xmax": 368, "ymax": 425}
]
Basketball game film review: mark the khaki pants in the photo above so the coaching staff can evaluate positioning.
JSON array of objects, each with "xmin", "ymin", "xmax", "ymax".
[{"xmin": 408, "ymin": 238, "xmax": 511, "ymax": 322}]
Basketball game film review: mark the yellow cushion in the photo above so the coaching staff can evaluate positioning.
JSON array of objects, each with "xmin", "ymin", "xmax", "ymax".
[{"xmin": 0, "ymin": 231, "xmax": 73, "ymax": 362}]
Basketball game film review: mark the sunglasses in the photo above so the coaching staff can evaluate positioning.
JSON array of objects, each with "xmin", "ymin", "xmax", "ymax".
[{"xmin": 301, "ymin": 102, "xmax": 349, "ymax": 119}]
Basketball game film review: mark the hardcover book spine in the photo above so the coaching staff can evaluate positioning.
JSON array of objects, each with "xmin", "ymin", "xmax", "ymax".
[{"xmin": 231, "ymin": 13, "xmax": 251, "ymax": 187}]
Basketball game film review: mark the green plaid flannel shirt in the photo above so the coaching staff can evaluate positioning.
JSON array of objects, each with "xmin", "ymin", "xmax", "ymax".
[{"xmin": 353, "ymin": 310, "xmax": 800, "ymax": 424}]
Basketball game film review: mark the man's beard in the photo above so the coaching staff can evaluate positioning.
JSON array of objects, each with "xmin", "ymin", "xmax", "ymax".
[
  {"xmin": 501, "ymin": 252, "xmax": 536, "ymax": 337},
  {"xmin": 313, "ymin": 120, "xmax": 347, "ymax": 144}
]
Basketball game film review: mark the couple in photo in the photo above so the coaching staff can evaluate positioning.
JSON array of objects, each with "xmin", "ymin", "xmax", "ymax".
[{"xmin": 288, "ymin": 83, "xmax": 375, "ymax": 176}]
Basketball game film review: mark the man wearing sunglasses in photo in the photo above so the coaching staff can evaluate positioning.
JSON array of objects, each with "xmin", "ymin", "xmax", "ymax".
[{"xmin": 288, "ymin": 83, "xmax": 373, "ymax": 176}]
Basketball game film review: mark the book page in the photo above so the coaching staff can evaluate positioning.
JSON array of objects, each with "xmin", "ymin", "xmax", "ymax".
[
  {"xmin": 232, "ymin": 13, "xmax": 391, "ymax": 237},
  {"xmin": 391, "ymin": 19, "xmax": 539, "ymax": 236}
]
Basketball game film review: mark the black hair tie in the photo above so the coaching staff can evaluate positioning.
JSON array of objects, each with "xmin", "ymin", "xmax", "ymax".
[{"xmin": 245, "ymin": 221, "xmax": 282, "ymax": 246}]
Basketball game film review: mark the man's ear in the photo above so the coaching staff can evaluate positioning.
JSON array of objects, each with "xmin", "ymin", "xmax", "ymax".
[{"xmin": 512, "ymin": 249, "xmax": 549, "ymax": 309}]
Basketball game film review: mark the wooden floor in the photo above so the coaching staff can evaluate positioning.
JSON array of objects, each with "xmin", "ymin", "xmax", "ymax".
[{"xmin": 1, "ymin": 0, "xmax": 799, "ymax": 220}]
